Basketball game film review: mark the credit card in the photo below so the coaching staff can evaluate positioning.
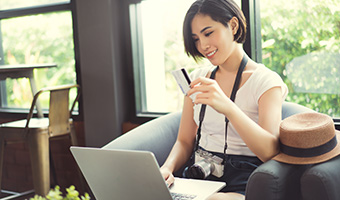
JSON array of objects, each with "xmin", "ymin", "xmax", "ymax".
[{"xmin": 171, "ymin": 68, "xmax": 191, "ymax": 95}]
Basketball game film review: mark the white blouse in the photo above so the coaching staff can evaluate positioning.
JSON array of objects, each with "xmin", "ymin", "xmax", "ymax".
[{"xmin": 189, "ymin": 64, "xmax": 288, "ymax": 156}]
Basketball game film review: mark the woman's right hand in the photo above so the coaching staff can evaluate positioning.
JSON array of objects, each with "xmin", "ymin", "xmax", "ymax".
[
  {"xmin": 160, "ymin": 167, "xmax": 175, "ymax": 187},
  {"xmin": 159, "ymin": 95, "xmax": 197, "ymax": 188}
]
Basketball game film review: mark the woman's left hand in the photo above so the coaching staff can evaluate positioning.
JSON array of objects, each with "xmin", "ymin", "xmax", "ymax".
[{"xmin": 187, "ymin": 77, "xmax": 232, "ymax": 115}]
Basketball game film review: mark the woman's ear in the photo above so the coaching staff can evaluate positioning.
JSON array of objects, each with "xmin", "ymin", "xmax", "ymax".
[{"xmin": 229, "ymin": 17, "xmax": 239, "ymax": 35}]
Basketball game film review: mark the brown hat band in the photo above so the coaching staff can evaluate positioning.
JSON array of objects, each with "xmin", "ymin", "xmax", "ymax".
[{"xmin": 280, "ymin": 136, "xmax": 338, "ymax": 158}]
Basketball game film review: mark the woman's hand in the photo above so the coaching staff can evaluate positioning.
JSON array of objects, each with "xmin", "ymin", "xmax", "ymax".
[
  {"xmin": 187, "ymin": 77, "xmax": 232, "ymax": 115},
  {"xmin": 160, "ymin": 167, "xmax": 175, "ymax": 187}
]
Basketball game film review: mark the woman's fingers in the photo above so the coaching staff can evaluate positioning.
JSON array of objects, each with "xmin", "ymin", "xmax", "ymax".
[
  {"xmin": 187, "ymin": 77, "xmax": 216, "ymax": 96},
  {"xmin": 190, "ymin": 77, "xmax": 215, "ymax": 87},
  {"xmin": 160, "ymin": 168, "xmax": 175, "ymax": 187},
  {"xmin": 165, "ymin": 174, "xmax": 175, "ymax": 187},
  {"xmin": 187, "ymin": 76, "xmax": 231, "ymax": 115}
]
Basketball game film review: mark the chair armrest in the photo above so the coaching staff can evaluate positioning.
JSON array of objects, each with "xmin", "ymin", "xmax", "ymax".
[
  {"xmin": 102, "ymin": 112, "xmax": 181, "ymax": 166},
  {"xmin": 301, "ymin": 155, "xmax": 340, "ymax": 200},
  {"xmin": 246, "ymin": 102, "xmax": 314, "ymax": 200},
  {"xmin": 245, "ymin": 160, "xmax": 309, "ymax": 200},
  {"xmin": 282, "ymin": 101, "xmax": 315, "ymax": 119}
]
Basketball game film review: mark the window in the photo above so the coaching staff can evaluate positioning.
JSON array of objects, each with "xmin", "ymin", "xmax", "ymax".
[
  {"xmin": 131, "ymin": 0, "xmax": 339, "ymax": 118},
  {"xmin": 0, "ymin": 0, "xmax": 69, "ymax": 10},
  {"xmin": 0, "ymin": 1, "xmax": 77, "ymax": 112},
  {"xmin": 130, "ymin": 0, "xmax": 240, "ymax": 114},
  {"xmin": 260, "ymin": 0, "xmax": 340, "ymax": 117}
]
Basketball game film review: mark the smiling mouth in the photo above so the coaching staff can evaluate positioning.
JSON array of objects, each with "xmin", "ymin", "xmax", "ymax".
[{"xmin": 206, "ymin": 50, "xmax": 217, "ymax": 58}]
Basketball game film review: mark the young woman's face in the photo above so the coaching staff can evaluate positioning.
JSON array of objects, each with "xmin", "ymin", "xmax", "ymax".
[{"xmin": 191, "ymin": 14, "xmax": 237, "ymax": 66}]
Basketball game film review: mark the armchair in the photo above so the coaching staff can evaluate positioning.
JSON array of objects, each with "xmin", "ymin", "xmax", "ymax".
[
  {"xmin": 103, "ymin": 102, "xmax": 340, "ymax": 199},
  {"xmin": 245, "ymin": 104, "xmax": 340, "ymax": 200}
]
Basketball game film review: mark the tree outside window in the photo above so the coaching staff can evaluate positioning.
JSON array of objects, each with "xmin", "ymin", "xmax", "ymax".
[
  {"xmin": 0, "ymin": 1, "xmax": 76, "ymax": 110},
  {"xmin": 261, "ymin": 0, "xmax": 340, "ymax": 117}
]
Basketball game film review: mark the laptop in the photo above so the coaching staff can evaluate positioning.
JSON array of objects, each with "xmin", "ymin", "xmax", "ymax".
[{"xmin": 70, "ymin": 146, "xmax": 226, "ymax": 200}]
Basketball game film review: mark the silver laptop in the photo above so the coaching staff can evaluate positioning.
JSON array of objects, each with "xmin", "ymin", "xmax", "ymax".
[{"xmin": 70, "ymin": 146, "xmax": 225, "ymax": 200}]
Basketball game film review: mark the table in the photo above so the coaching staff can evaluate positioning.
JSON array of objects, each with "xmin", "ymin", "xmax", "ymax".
[{"xmin": 0, "ymin": 64, "xmax": 57, "ymax": 118}]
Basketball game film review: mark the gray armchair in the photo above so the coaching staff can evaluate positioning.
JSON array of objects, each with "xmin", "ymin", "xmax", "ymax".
[{"xmin": 102, "ymin": 102, "xmax": 340, "ymax": 200}]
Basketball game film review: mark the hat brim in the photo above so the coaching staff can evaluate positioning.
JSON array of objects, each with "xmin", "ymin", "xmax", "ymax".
[{"xmin": 272, "ymin": 130, "xmax": 340, "ymax": 165}]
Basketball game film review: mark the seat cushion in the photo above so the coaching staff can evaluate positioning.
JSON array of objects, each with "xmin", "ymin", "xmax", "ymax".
[
  {"xmin": 301, "ymin": 155, "xmax": 340, "ymax": 200},
  {"xmin": 245, "ymin": 160, "xmax": 309, "ymax": 200}
]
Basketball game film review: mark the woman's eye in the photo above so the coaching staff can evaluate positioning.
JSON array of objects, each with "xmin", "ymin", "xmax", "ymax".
[
  {"xmin": 205, "ymin": 31, "xmax": 213, "ymax": 37},
  {"xmin": 193, "ymin": 38, "xmax": 199, "ymax": 42}
]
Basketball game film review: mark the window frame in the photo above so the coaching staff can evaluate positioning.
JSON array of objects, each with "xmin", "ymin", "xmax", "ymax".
[
  {"xmin": 0, "ymin": 0, "xmax": 82, "ymax": 120},
  {"xmin": 129, "ymin": 3, "xmax": 147, "ymax": 116},
  {"xmin": 129, "ymin": 1, "xmax": 173, "ymax": 118}
]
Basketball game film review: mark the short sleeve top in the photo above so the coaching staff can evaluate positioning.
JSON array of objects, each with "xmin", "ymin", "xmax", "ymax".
[{"xmin": 189, "ymin": 64, "xmax": 288, "ymax": 156}]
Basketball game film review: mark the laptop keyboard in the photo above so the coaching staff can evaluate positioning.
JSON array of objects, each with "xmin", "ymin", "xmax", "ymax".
[{"xmin": 171, "ymin": 192, "xmax": 197, "ymax": 200}]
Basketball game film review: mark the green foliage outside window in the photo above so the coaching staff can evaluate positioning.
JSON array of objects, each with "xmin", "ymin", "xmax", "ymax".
[
  {"xmin": 160, "ymin": 0, "xmax": 340, "ymax": 116},
  {"xmin": 261, "ymin": 0, "xmax": 340, "ymax": 117},
  {"xmin": 1, "ymin": 11, "xmax": 77, "ymax": 109}
]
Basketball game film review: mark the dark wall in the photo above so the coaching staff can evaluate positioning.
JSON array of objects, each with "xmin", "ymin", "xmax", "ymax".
[{"xmin": 75, "ymin": 0, "xmax": 134, "ymax": 147}]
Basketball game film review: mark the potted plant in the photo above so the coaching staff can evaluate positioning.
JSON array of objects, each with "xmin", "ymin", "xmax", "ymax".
[{"xmin": 29, "ymin": 185, "xmax": 90, "ymax": 200}]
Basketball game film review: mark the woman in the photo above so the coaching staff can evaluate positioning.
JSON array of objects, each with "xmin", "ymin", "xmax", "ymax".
[{"xmin": 160, "ymin": 0, "xmax": 288, "ymax": 199}]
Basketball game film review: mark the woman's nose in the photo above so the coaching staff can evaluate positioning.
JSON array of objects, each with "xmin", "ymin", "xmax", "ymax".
[{"xmin": 200, "ymin": 39, "xmax": 210, "ymax": 50}]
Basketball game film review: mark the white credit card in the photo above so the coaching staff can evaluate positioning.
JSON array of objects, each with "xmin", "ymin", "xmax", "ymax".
[{"xmin": 171, "ymin": 68, "xmax": 191, "ymax": 95}]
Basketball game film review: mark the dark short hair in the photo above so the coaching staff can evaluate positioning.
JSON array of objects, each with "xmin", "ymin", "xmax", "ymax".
[{"xmin": 183, "ymin": 0, "xmax": 247, "ymax": 61}]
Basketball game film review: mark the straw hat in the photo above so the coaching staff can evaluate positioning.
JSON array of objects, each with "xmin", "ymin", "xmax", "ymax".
[{"xmin": 273, "ymin": 112, "xmax": 340, "ymax": 165}]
